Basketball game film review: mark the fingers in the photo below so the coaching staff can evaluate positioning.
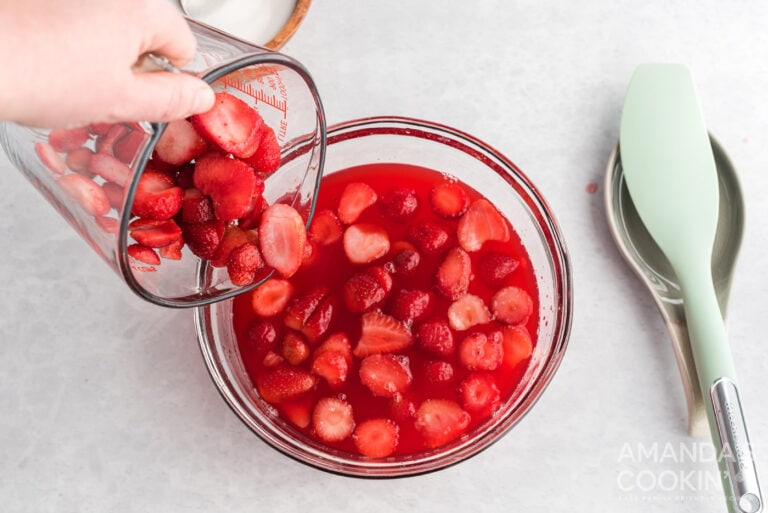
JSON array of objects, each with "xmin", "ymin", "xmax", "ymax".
[
  {"xmin": 113, "ymin": 72, "xmax": 215, "ymax": 123},
  {"xmin": 139, "ymin": 0, "xmax": 198, "ymax": 69}
]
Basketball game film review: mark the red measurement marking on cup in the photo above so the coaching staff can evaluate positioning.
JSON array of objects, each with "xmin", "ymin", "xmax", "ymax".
[{"xmin": 220, "ymin": 76, "xmax": 288, "ymax": 117}]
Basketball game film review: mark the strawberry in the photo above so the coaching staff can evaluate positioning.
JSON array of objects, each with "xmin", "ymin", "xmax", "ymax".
[
  {"xmin": 457, "ymin": 198, "xmax": 511, "ymax": 252},
  {"xmin": 337, "ymin": 182, "xmax": 377, "ymax": 224},
  {"xmin": 391, "ymin": 244, "xmax": 421, "ymax": 276},
  {"xmin": 413, "ymin": 399, "xmax": 470, "ymax": 448},
  {"xmin": 94, "ymin": 216, "xmax": 119, "ymax": 234},
  {"xmin": 154, "ymin": 118, "xmax": 207, "ymax": 165},
  {"xmin": 256, "ymin": 365, "xmax": 317, "ymax": 404},
  {"xmin": 301, "ymin": 296, "xmax": 334, "ymax": 343},
  {"xmin": 435, "ymin": 247, "xmax": 471, "ymax": 300},
  {"xmin": 430, "ymin": 182, "xmax": 469, "ymax": 218},
  {"xmin": 491, "ymin": 286, "xmax": 534, "ymax": 326},
  {"xmin": 408, "ymin": 222, "xmax": 449, "ymax": 254},
  {"xmin": 459, "ymin": 373, "xmax": 501, "ymax": 417},
  {"xmin": 193, "ymin": 156, "xmax": 257, "ymax": 221},
  {"xmin": 477, "ymin": 252, "xmax": 519, "ymax": 285},
  {"xmin": 343, "ymin": 271, "xmax": 388, "ymax": 313},
  {"xmin": 390, "ymin": 289, "xmax": 431, "ymax": 322},
  {"xmin": 126, "ymin": 243, "xmax": 161, "ymax": 265},
  {"xmin": 95, "ymin": 124, "xmax": 127, "ymax": 155},
  {"xmin": 311, "ymin": 349, "xmax": 349, "ymax": 389},
  {"xmin": 89, "ymin": 152, "xmax": 132, "ymax": 187},
  {"xmin": 367, "ymin": 265, "xmax": 393, "ymax": 294},
  {"xmin": 359, "ymin": 354, "xmax": 412, "ymax": 398},
  {"xmin": 343, "ymin": 223, "xmax": 390, "ymax": 264},
  {"xmin": 447, "ymin": 294, "xmax": 492, "ymax": 331},
  {"xmin": 57, "ymin": 173, "xmax": 110, "ymax": 216},
  {"xmin": 284, "ymin": 288, "xmax": 328, "ymax": 331},
  {"xmin": 174, "ymin": 162, "xmax": 195, "ymax": 189},
  {"xmin": 246, "ymin": 319, "xmax": 279, "ymax": 356},
  {"xmin": 48, "ymin": 127, "xmax": 90, "ymax": 153},
  {"xmin": 101, "ymin": 181, "xmax": 124, "ymax": 210},
  {"xmin": 500, "ymin": 325, "xmax": 533, "ymax": 369},
  {"xmin": 313, "ymin": 397, "xmax": 355, "ymax": 442},
  {"xmin": 262, "ymin": 351, "xmax": 284, "ymax": 367},
  {"xmin": 424, "ymin": 360, "xmax": 455, "ymax": 385},
  {"xmin": 390, "ymin": 394, "xmax": 417, "ymax": 421},
  {"xmin": 258, "ymin": 203, "xmax": 307, "ymax": 278},
  {"xmin": 237, "ymin": 193, "xmax": 269, "ymax": 231},
  {"xmin": 181, "ymin": 188, "xmax": 216, "ymax": 224},
  {"xmin": 250, "ymin": 278, "xmax": 294, "ymax": 317},
  {"xmin": 308, "ymin": 209, "xmax": 343, "ymax": 245},
  {"xmin": 131, "ymin": 170, "xmax": 183, "ymax": 220},
  {"xmin": 416, "ymin": 320, "xmax": 454, "ymax": 357},
  {"xmin": 314, "ymin": 332, "xmax": 353, "ymax": 365},
  {"xmin": 65, "ymin": 147, "xmax": 95, "ymax": 176},
  {"xmin": 244, "ymin": 125, "xmax": 280, "ymax": 175},
  {"xmin": 353, "ymin": 311, "xmax": 413, "ymax": 358},
  {"xmin": 35, "ymin": 142, "xmax": 66, "ymax": 175},
  {"xmin": 280, "ymin": 397, "xmax": 314, "ymax": 429},
  {"xmin": 353, "ymin": 418, "xmax": 400, "ymax": 458},
  {"xmin": 158, "ymin": 236, "xmax": 184, "ymax": 260},
  {"xmin": 211, "ymin": 225, "xmax": 257, "ymax": 267},
  {"xmin": 227, "ymin": 242, "xmax": 264, "ymax": 285},
  {"xmin": 128, "ymin": 218, "xmax": 182, "ymax": 248},
  {"xmin": 379, "ymin": 187, "xmax": 418, "ymax": 220},
  {"xmin": 112, "ymin": 129, "xmax": 146, "ymax": 164},
  {"xmin": 190, "ymin": 92, "xmax": 263, "ymax": 158},
  {"xmin": 87, "ymin": 123, "xmax": 112, "ymax": 136},
  {"xmin": 282, "ymin": 331, "xmax": 310, "ymax": 365},
  {"xmin": 458, "ymin": 331, "xmax": 503, "ymax": 371},
  {"xmin": 181, "ymin": 219, "xmax": 225, "ymax": 259}
]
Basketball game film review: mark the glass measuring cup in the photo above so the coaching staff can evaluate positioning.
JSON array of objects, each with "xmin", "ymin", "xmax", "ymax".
[{"xmin": 0, "ymin": 19, "xmax": 326, "ymax": 307}]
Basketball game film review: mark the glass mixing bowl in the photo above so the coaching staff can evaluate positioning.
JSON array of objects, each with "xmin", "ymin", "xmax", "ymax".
[{"xmin": 195, "ymin": 117, "xmax": 573, "ymax": 477}]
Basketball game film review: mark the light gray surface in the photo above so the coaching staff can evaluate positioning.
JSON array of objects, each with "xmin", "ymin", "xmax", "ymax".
[{"xmin": 2, "ymin": 1, "xmax": 768, "ymax": 511}]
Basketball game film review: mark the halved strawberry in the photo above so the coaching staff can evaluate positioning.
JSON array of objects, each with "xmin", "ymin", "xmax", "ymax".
[
  {"xmin": 447, "ymin": 294, "xmax": 492, "ymax": 331},
  {"xmin": 311, "ymin": 349, "xmax": 349, "ymax": 389},
  {"xmin": 500, "ymin": 325, "xmax": 533, "ymax": 369},
  {"xmin": 308, "ymin": 209, "xmax": 343, "ymax": 245},
  {"xmin": 210, "ymin": 225, "xmax": 251, "ymax": 267},
  {"xmin": 262, "ymin": 351, "xmax": 284, "ymax": 367},
  {"xmin": 180, "ymin": 219, "xmax": 225, "ymax": 259},
  {"xmin": 280, "ymin": 397, "xmax": 314, "ymax": 429},
  {"xmin": 390, "ymin": 393, "xmax": 417, "ymax": 421},
  {"xmin": 416, "ymin": 320, "xmax": 454, "ymax": 357},
  {"xmin": 246, "ymin": 319, "xmax": 279, "ymax": 357},
  {"xmin": 131, "ymin": 170, "xmax": 183, "ymax": 220},
  {"xmin": 430, "ymin": 182, "xmax": 469, "ymax": 218},
  {"xmin": 181, "ymin": 188, "xmax": 216, "ymax": 224},
  {"xmin": 314, "ymin": 332, "xmax": 353, "ymax": 366},
  {"xmin": 112, "ymin": 129, "xmax": 146, "ymax": 164},
  {"xmin": 391, "ymin": 243, "xmax": 421, "ymax": 276},
  {"xmin": 256, "ymin": 365, "xmax": 317, "ymax": 404},
  {"xmin": 189, "ymin": 92, "xmax": 263, "ymax": 158},
  {"xmin": 491, "ymin": 286, "xmax": 534, "ymax": 325},
  {"xmin": 379, "ymin": 188, "xmax": 418, "ymax": 221},
  {"xmin": 94, "ymin": 216, "xmax": 119, "ymax": 234},
  {"xmin": 337, "ymin": 182, "xmax": 377, "ymax": 224},
  {"xmin": 65, "ymin": 147, "xmax": 95, "ymax": 176},
  {"xmin": 128, "ymin": 218, "xmax": 182, "ymax": 248},
  {"xmin": 343, "ymin": 271, "xmax": 388, "ymax": 313},
  {"xmin": 343, "ymin": 223, "xmax": 390, "ymax": 264},
  {"xmin": 101, "ymin": 181, "xmax": 124, "ymax": 210},
  {"xmin": 459, "ymin": 373, "xmax": 501, "ymax": 417},
  {"xmin": 158, "ymin": 236, "xmax": 184, "ymax": 260},
  {"xmin": 48, "ymin": 127, "xmax": 90, "ymax": 153},
  {"xmin": 457, "ymin": 198, "xmax": 511, "ymax": 252},
  {"xmin": 313, "ymin": 397, "xmax": 355, "ymax": 442},
  {"xmin": 282, "ymin": 331, "xmax": 310, "ymax": 365},
  {"xmin": 424, "ymin": 360, "xmax": 455, "ymax": 384},
  {"xmin": 227, "ymin": 241, "xmax": 264, "ymax": 285},
  {"xmin": 301, "ymin": 296, "xmax": 334, "ymax": 343},
  {"xmin": 458, "ymin": 331, "xmax": 503, "ymax": 371},
  {"xmin": 435, "ymin": 247, "xmax": 471, "ymax": 300},
  {"xmin": 193, "ymin": 155, "xmax": 257, "ymax": 221},
  {"xmin": 353, "ymin": 311, "xmax": 413, "ymax": 358},
  {"xmin": 390, "ymin": 289, "xmax": 431, "ymax": 322},
  {"xmin": 89, "ymin": 152, "xmax": 132, "ymax": 187},
  {"xmin": 408, "ymin": 222, "xmax": 450, "ymax": 254},
  {"xmin": 88, "ymin": 123, "xmax": 113, "ymax": 136},
  {"xmin": 284, "ymin": 288, "xmax": 328, "ymax": 331},
  {"xmin": 237, "ymin": 191, "xmax": 269, "ymax": 231},
  {"xmin": 353, "ymin": 418, "xmax": 400, "ymax": 458},
  {"xmin": 244, "ymin": 125, "xmax": 280, "ymax": 175},
  {"xmin": 155, "ymin": 118, "xmax": 207, "ymax": 165},
  {"xmin": 35, "ymin": 142, "xmax": 66, "ymax": 175},
  {"xmin": 258, "ymin": 203, "xmax": 307, "ymax": 278},
  {"xmin": 250, "ymin": 278, "xmax": 294, "ymax": 317},
  {"xmin": 95, "ymin": 124, "xmax": 127, "ymax": 155},
  {"xmin": 477, "ymin": 252, "xmax": 520, "ymax": 285},
  {"xmin": 57, "ymin": 173, "xmax": 110, "ymax": 216},
  {"xmin": 126, "ymin": 243, "xmax": 161, "ymax": 265},
  {"xmin": 413, "ymin": 399, "xmax": 471, "ymax": 448},
  {"xmin": 359, "ymin": 354, "xmax": 413, "ymax": 398}
]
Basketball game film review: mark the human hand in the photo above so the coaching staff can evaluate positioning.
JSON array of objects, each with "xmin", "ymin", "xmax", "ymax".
[{"xmin": 0, "ymin": 0, "xmax": 215, "ymax": 129}]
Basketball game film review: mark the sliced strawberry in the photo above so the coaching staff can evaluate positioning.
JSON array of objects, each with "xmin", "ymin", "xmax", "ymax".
[
  {"xmin": 189, "ymin": 91, "xmax": 263, "ymax": 158},
  {"xmin": 301, "ymin": 296, "xmax": 334, "ymax": 343},
  {"xmin": 256, "ymin": 365, "xmax": 317, "ymax": 404},
  {"xmin": 430, "ymin": 182, "xmax": 469, "ymax": 218},
  {"xmin": 284, "ymin": 288, "xmax": 328, "ymax": 331},
  {"xmin": 193, "ymin": 155, "xmax": 256, "ymax": 221},
  {"xmin": 101, "ymin": 181, "xmax": 124, "ymax": 210},
  {"xmin": 87, "ymin": 123, "xmax": 113, "ymax": 136},
  {"xmin": 353, "ymin": 418, "xmax": 400, "ymax": 458},
  {"xmin": 390, "ymin": 393, "xmax": 417, "ymax": 422},
  {"xmin": 311, "ymin": 349, "xmax": 349, "ymax": 389},
  {"xmin": 181, "ymin": 188, "xmax": 216, "ymax": 224},
  {"xmin": 424, "ymin": 360, "xmax": 455, "ymax": 384},
  {"xmin": 379, "ymin": 187, "xmax": 418, "ymax": 220},
  {"xmin": 459, "ymin": 373, "xmax": 501, "ymax": 417},
  {"xmin": 343, "ymin": 223, "xmax": 390, "ymax": 264},
  {"xmin": 282, "ymin": 331, "xmax": 310, "ymax": 365},
  {"xmin": 95, "ymin": 123, "xmax": 127, "ymax": 155},
  {"xmin": 35, "ymin": 142, "xmax": 66, "ymax": 175},
  {"xmin": 126, "ymin": 243, "xmax": 161, "ymax": 265},
  {"xmin": 237, "ymin": 192, "xmax": 269, "ymax": 230},
  {"xmin": 435, "ymin": 247, "xmax": 471, "ymax": 300},
  {"xmin": 280, "ymin": 397, "xmax": 314, "ymax": 429},
  {"xmin": 314, "ymin": 332, "xmax": 353, "ymax": 365},
  {"xmin": 390, "ymin": 289, "xmax": 431, "ymax": 322},
  {"xmin": 343, "ymin": 271, "xmax": 388, "ymax": 313},
  {"xmin": 180, "ymin": 219, "xmax": 225, "ymax": 259},
  {"xmin": 48, "ymin": 127, "xmax": 90, "ymax": 153},
  {"xmin": 308, "ymin": 209, "xmax": 343, "ymax": 245},
  {"xmin": 65, "ymin": 147, "xmax": 95, "ymax": 176},
  {"xmin": 457, "ymin": 198, "xmax": 511, "ymax": 252},
  {"xmin": 416, "ymin": 320, "xmax": 455, "ymax": 357},
  {"xmin": 313, "ymin": 397, "xmax": 355, "ymax": 442},
  {"xmin": 158, "ymin": 236, "xmax": 184, "ymax": 260},
  {"xmin": 391, "ymin": 243, "xmax": 421, "ymax": 276},
  {"xmin": 246, "ymin": 319, "xmax": 279, "ymax": 357},
  {"xmin": 57, "ymin": 173, "xmax": 110, "ymax": 216},
  {"xmin": 359, "ymin": 354, "xmax": 412, "ymax": 398},
  {"xmin": 209, "ymin": 225, "xmax": 250, "ymax": 267},
  {"xmin": 227, "ymin": 242, "xmax": 264, "ymax": 285},
  {"xmin": 447, "ymin": 294, "xmax": 492, "ymax": 331},
  {"xmin": 94, "ymin": 215, "xmax": 119, "ymax": 234},
  {"xmin": 413, "ymin": 399, "xmax": 470, "ymax": 448},
  {"xmin": 128, "ymin": 218, "xmax": 182, "ymax": 248},
  {"xmin": 337, "ymin": 182, "xmax": 377, "ymax": 224},
  {"xmin": 244, "ymin": 125, "xmax": 280, "ymax": 175},
  {"xmin": 155, "ymin": 118, "xmax": 207, "ymax": 165},
  {"xmin": 477, "ymin": 252, "xmax": 520, "ymax": 285},
  {"xmin": 353, "ymin": 311, "xmax": 413, "ymax": 358},
  {"xmin": 89, "ymin": 152, "xmax": 132, "ymax": 187},
  {"xmin": 458, "ymin": 331, "xmax": 503, "ymax": 371},
  {"xmin": 250, "ymin": 278, "xmax": 294, "ymax": 317},
  {"xmin": 491, "ymin": 286, "xmax": 534, "ymax": 326},
  {"xmin": 500, "ymin": 325, "xmax": 533, "ymax": 369},
  {"xmin": 408, "ymin": 221, "xmax": 450, "ymax": 254},
  {"xmin": 131, "ymin": 170, "xmax": 183, "ymax": 220},
  {"xmin": 174, "ymin": 162, "xmax": 195, "ymax": 188},
  {"xmin": 112, "ymin": 129, "xmax": 146, "ymax": 164},
  {"xmin": 258, "ymin": 203, "xmax": 307, "ymax": 278}
]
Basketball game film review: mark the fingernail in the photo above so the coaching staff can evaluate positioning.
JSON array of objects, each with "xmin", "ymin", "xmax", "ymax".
[{"xmin": 193, "ymin": 85, "xmax": 215, "ymax": 114}]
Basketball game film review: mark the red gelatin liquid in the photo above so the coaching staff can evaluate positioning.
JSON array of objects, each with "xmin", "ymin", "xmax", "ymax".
[{"xmin": 233, "ymin": 163, "xmax": 538, "ymax": 457}]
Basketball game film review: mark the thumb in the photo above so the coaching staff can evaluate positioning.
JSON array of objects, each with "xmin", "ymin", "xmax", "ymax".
[{"xmin": 118, "ymin": 72, "xmax": 215, "ymax": 123}]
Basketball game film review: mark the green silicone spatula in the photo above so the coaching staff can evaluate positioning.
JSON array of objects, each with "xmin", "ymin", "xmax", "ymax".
[{"xmin": 620, "ymin": 63, "xmax": 762, "ymax": 513}]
